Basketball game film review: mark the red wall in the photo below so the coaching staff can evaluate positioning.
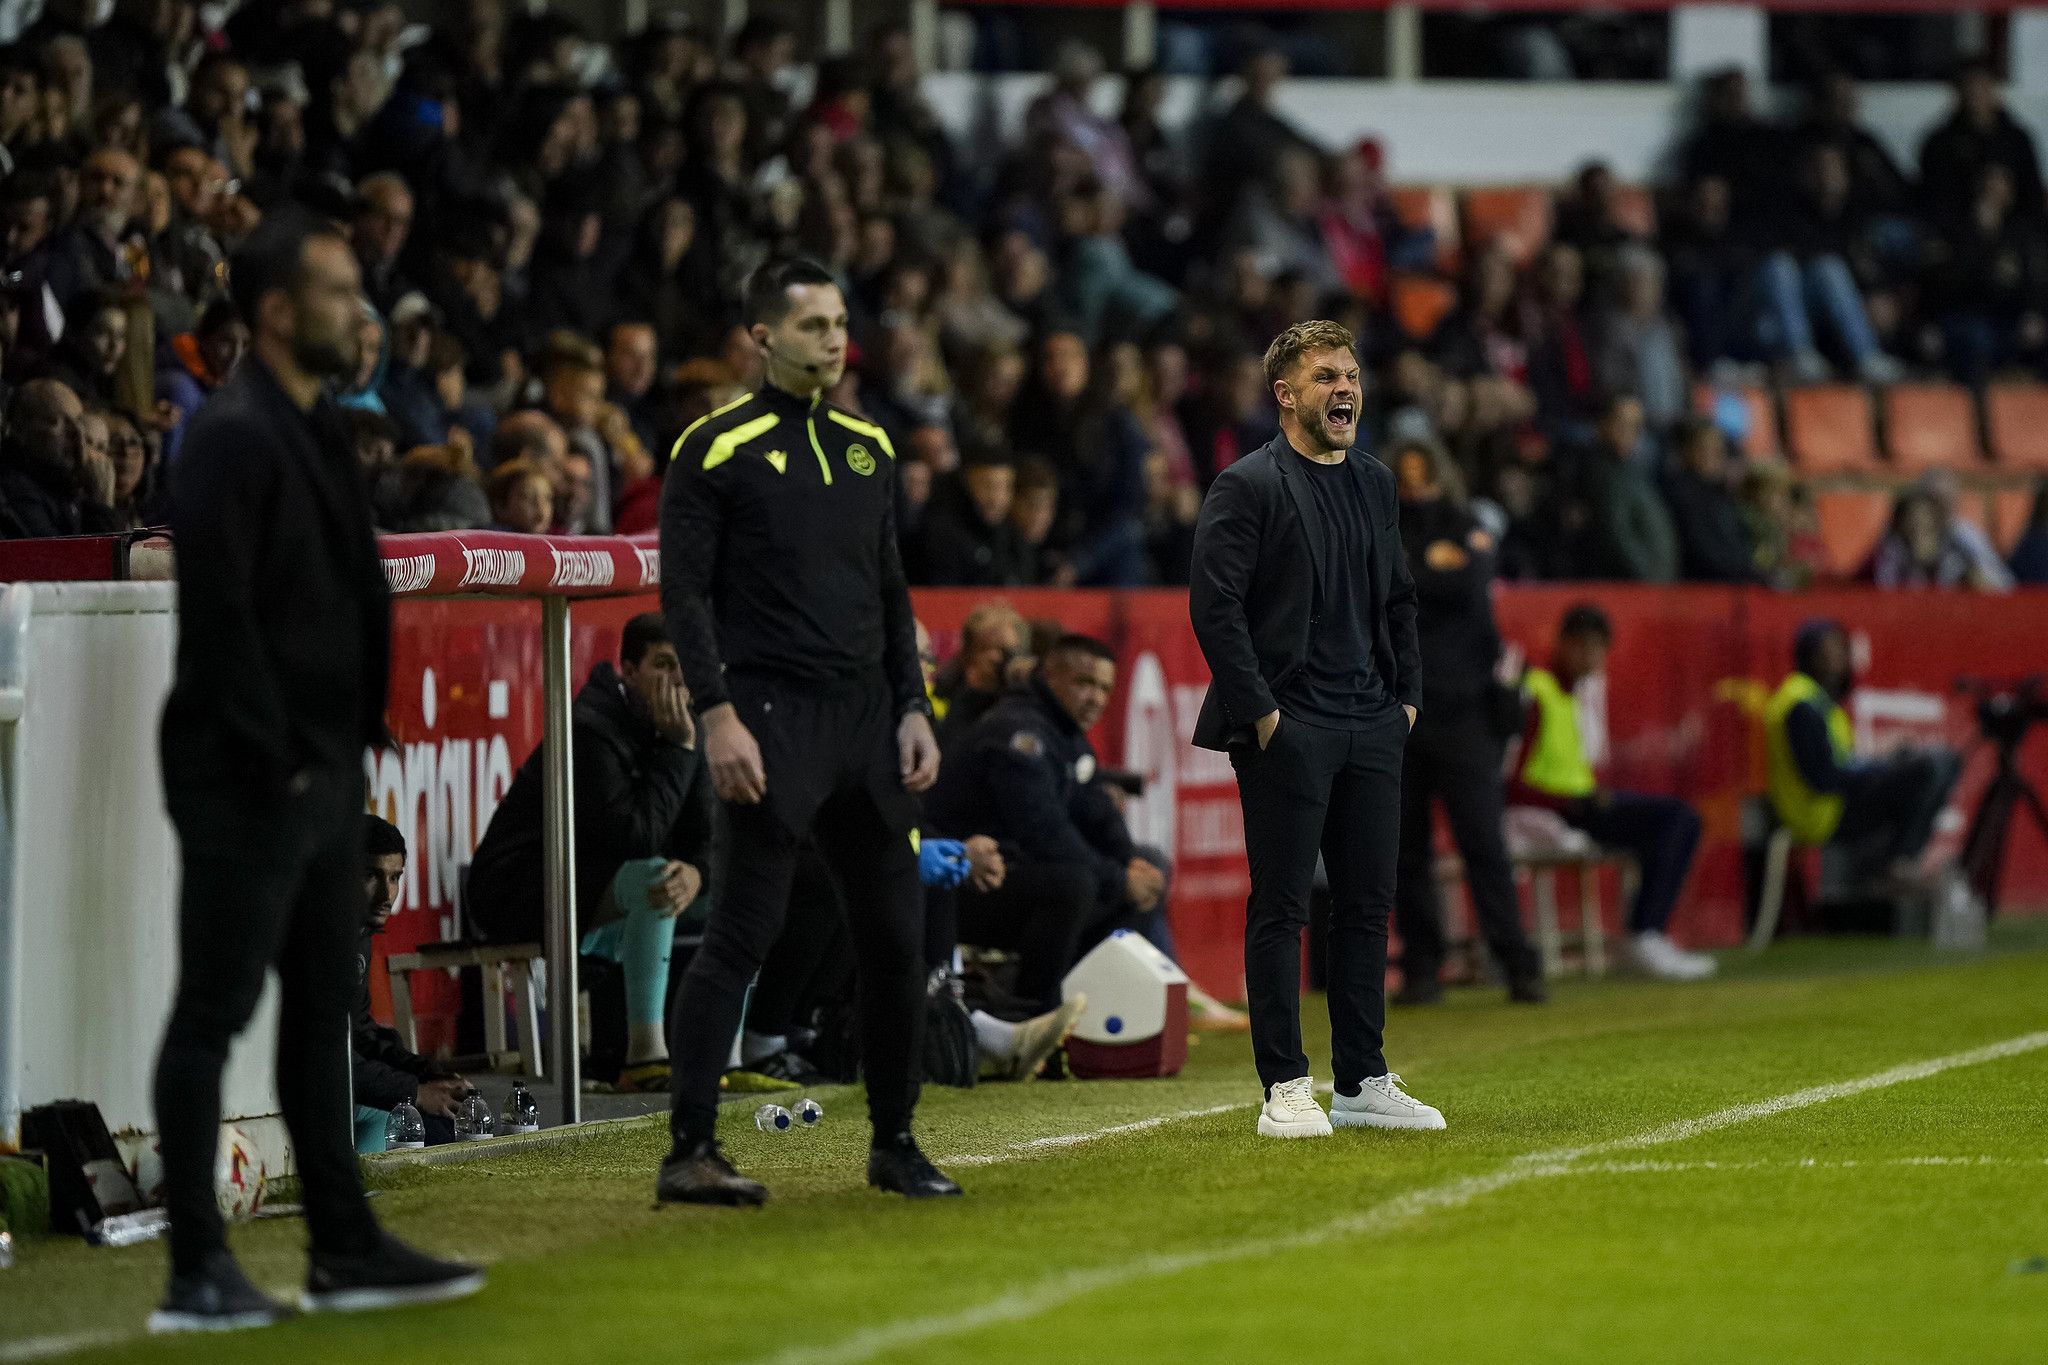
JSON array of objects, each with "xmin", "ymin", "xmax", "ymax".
[{"xmin": 374, "ymin": 587, "xmax": 2048, "ymax": 1029}]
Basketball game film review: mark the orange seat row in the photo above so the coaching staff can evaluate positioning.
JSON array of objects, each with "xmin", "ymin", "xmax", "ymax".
[
  {"xmin": 1692, "ymin": 382, "xmax": 2048, "ymax": 477},
  {"xmin": 1386, "ymin": 182, "xmax": 1657, "ymax": 271}
]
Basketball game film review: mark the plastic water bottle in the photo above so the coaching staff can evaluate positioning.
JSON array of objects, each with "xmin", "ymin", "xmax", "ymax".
[
  {"xmin": 793, "ymin": 1097, "xmax": 824, "ymax": 1129},
  {"xmin": 387, "ymin": 1101, "xmax": 426, "ymax": 1150},
  {"xmin": 1932, "ymin": 869, "xmax": 1987, "ymax": 951},
  {"xmin": 500, "ymin": 1082, "xmax": 541, "ymax": 1135},
  {"xmin": 0, "ymin": 1228, "xmax": 14, "ymax": 1269},
  {"xmin": 455, "ymin": 1093, "xmax": 495, "ymax": 1140},
  {"xmin": 754, "ymin": 1104, "xmax": 793, "ymax": 1133}
]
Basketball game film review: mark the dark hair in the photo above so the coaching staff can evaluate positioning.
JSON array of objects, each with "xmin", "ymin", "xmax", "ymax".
[
  {"xmin": 195, "ymin": 296, "xmax": 243, "ymax": 338},
  {"xmin": 742, "ymin": 255, "xmax": 838, "ymax": 327},
  {"xmin": 0, "ymin": 45, "xmax": 37, "ymax": 88},
  {"xmin": 1049, "ymin": 633, "xmax": 1116, "ymax": 666},
  {"xmin": 365, "ymin": 814, "xmax": 407, "ymax": 859},
  {"xmin": 621, "ymin": 612, "xmax": 671, "ymax": 667},
  {"xmin": 732, "ymin": 15, "xmax": 793, "ymax": 57},
  {"xmin": 348, "ymin": 407, "xmax": 397, "ymax": 448},
  {"xmin": 228, "ymin": 206, "xmax": 345, "ymax": 327},
  {"xmin": 1559, "ymin": 603, "xmax": 1613, "ymax": 644},
  {"xmin": 1014, "ymin": 455, "xmax": 1059, "ymax": 495}
]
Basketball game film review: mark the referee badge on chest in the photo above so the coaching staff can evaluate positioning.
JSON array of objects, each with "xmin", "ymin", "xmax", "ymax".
[{"xmin": 846, "ymin": 443, "xmax": 876, "ymax": 476}]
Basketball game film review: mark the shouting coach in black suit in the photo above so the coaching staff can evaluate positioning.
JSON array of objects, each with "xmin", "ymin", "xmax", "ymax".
[
  {"xmin": 1189, "ymin": 319, "xmax": 1447, "ymax": 1141},
  {"xmin": 149, "ymin": 209, "xmax": 480, "ymax": 1334}
]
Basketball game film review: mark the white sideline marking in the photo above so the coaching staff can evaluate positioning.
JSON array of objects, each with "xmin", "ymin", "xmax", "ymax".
[
  {"xmin": 1557, "ymin": 1155, "xmax": 2044, "ymax": 1177},
  {"xmin": 940, "ymin": 1103, "xmax": 1247, "ymax": 1168},
  {"xmin": 765, "ymin": 1029, "xmax": 2048, "ymax": 1365},
  {"xmin": 0, "ymin": 1333, "xmax": 127, "ymax": 1363}
]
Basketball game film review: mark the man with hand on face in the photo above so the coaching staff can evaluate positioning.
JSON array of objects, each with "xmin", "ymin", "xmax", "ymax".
[
  {"xmin": 352, "ymin": 816, "xmax": 472, "ymax": 1150},
  {"xmin": 1190, "ymin": 319, "xmax": 1440, "ymax": 1142},
  {"xmin": 658, "ymin": 256, "xmax": 954, "ymax": 1205},
  {"xmin": 468, "ymin": 613, "xmax": 715, "ymax": 1091}
]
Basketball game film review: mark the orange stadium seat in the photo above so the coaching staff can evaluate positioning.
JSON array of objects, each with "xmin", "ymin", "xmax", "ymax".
[
  {"xmin": 1609, "ymin": 183, "xmax": 1658, "ymax": 238},
  {"xmin": 1388, "ymin": 185, "xmax": 1460, "ymax": 271},
  {"xmin": 1992, "ymin": 487, "xmax": 2036, "ymax": 553},
  {"xmin": 1390, "ymin": 273, "xmax": 1457, "ymax": 341},
  {"xmin": 1812, "ymin": 490, "xmax": 1893, "ymax": 578},
  {"xmin": 1460, "ymin": 186, "xmax": 1552, "ymax": 266},
  {"xmin": 1693, "ymin": 383, "xmax": 1780, "ymax": 461},
  {"xmin": 1783, "ymin": 385, "xmax": 1880, "ymax": 477},
  {"xmin": 1985, "ymin": 383, "xmax": 2048, "ymax": 472},
  {"xmin": 1882, "ymin": 383, "xmax": 1984, "ymax": 473}
]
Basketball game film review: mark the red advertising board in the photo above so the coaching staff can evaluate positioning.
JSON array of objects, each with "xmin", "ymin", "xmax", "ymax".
[{"xmin": 374, "ymin": 586, "xmax": 2048, "ymax": 1039}]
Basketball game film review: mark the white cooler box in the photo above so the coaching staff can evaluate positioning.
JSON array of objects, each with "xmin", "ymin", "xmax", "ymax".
[{"xmin": 1060, "ymin": 931, "xmax": 1188, "ymax": 1079}]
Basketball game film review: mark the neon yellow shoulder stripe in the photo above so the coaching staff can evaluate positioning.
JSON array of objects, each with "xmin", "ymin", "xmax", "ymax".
[
  {"xmin": 669, "ymin": 391, "xmax": 756, "ymax": 467},
  {"xmin": 702, "ymin": 412, "xmax": 782, "ymax": 471},
  {"xmin": 826, "ymin": 409, "xmax": 896, "ymax": 460}
]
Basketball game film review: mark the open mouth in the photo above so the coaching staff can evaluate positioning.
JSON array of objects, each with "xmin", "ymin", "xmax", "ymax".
[{"xmin": 1327, "ymin": 400, "xmax": 1355, "ymax": 431}]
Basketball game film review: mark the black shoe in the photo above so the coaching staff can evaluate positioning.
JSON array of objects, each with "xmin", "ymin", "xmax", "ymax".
[
  {"xmin": 303, "ymin": 1232, "xmax": 486, "ymax": 1314},
  {"xmin": 867, "ymin": 1132, "xmax": 963, "ymax": 1199},
  {"xmin": 655, "ymin": 1139, "xmax": 768, "ymax": 1207},
  {"xmin": 1507, "ymin": 973, "xmax": 1549, "ymax": 1005},
  {"xmin": 751, "ymin": 1048, "xmax": 825, "ymax": 1086},
  {"xmin": 1393, "ymin": 976, "xmax": 1445, "ymax": 1007},
  {"xmin": 149, "ymin": 1251, "xmax": 294, "ymax": 1334}
]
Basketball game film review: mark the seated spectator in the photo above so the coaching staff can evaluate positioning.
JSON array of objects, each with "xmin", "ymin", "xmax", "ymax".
[
  {"xmin": 157, "ymin": 298, "xmax": 247, "ymax": 465},
  {"xmin": 1796, "ymin": 72, "xmax": 1912, "ymax": 220},
  {"xmin": 1765, "ymin": 619, "xmax": 1963, "ymax": 903},
  {"xmin": 352, "ymin": 816, "xmax": 471, "ymax": 1152},
  {"xmin": 1525, "ymin": 241, "xmax": 1601, "ymax": 440},
  {"xmin": 1663, "ymin": 175, "xmax": 1766, "ymax": 372},
  {"xmin": 377, "ymin": 442, "xmax": 490, "ymax": 533},
  {"xmin": 1553, "ymin": 161, "xmax": 1640, "ymax": 288},
  {"xmin": 1740, "ymin": 461, "xmax": 1827, "ymax": 590},
  {"xmin": 933, "ymin": 600, "xmax": 1028, "ymax": 757},
  {"xmin": 46, "ymin": 289, "xmax": 128, "ymax": 410},
  {"xmin": 1869, "ymin": 475, "xmax": 2014, "ymax": 591},
  {"xmin": 1509, "ymin": 605, "xmax": 1715, "ymax": 980},
  {"xmin": 104, "ymin": 408, "xmax": 155, "ymax": 529},
  {"xmin": 1758, "ymin": 143, "xmax": 1903, "ymax": 383},
  {"xmin": 605, "ymin": 320, "xmax": 664, "ymax": 459},
  {"xmin": 1567, "ymin": 393, "xmax": 1678, "ymax": 582},
  {"xmin": 2011, "ymin": 478, "xmax": 2048, "ymax": 585},
  {"xmin": 1917, "ymin": 56, "xmax": 2044, "ymax": 226},
  {"xmin": 1677, "ymin": 68, "xmax": 1789, "ymax": 229},
  {"xmin": 1144, "ymin": 447, "xmax": 1200, "ymax": 585},
  {"xmin": 1921, "ymin": 165, "xmax": 2048, "ymax": 384},
  {"xmin": 0, "ymin": 378, "xmax": 116, "ymax": 538},
  {"xmin": 923, "ymin": 446, "xmax": 1030, "ymax": 587},
  {"xmin": 1225, "ymin": 145, "xmax": 1341, "ymax": 300},
  {"xmin": 1051, "ymin": 175, "xmax": 1178, "ymax": 348},
  {"xmin": 926, "ymin": 635, "xmax": 1169, "ymax": 1025},
  {"xmin": 1009, "ymin": 329, "xmax": 1150, "ymax": 586},
  {"xmin": 1318, "ymin": 141, "xmax": 1434, "ymax": 309},
  {"xmin": 485, "ymin": 457, "xmax": 553, "ymax": 535},
  {"xmin": 1662, "ymin": 416, "xmax": 1756, "ymax": 582},
  {"xmin": 1008, "ymin": 455, "xmax": 1060, "ymax": 585},
  {"xmin": 334, "ymin": 300, "xmax": 389, "ymax": 415},
  {"xmin": 1595, "ymin": 244, "xmax": 1689, "ymax": 436},
  {"xmin": 469, "ymin": 614, "xmax": 714, "ymax": 1091}
]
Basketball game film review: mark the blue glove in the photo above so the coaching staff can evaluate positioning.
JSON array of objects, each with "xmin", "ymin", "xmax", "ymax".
[{"xmin": 918, "ymin": 837, "xmax": 972, "ymax": 889}]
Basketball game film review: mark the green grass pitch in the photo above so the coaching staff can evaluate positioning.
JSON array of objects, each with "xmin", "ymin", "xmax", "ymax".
[{"xmin": 6, "ymin": 922, "xmax": 2047, "ymax": 1364}]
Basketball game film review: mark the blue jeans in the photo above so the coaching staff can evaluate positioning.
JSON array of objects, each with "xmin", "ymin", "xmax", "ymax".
[
  {"xmin": 1563, "ymin": 792, "xmax": 1703, "ymax": 936},
  {"xmin": 1758, "ymin": 252, "xmax": 1880, "ymax": 366}
]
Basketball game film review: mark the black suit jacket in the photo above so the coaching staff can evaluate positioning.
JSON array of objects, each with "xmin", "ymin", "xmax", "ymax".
[
  {"xmin": 160, "ymin": 357, "xmax": 391, "ymax": 798},
  {"xmin": 1188, "ymin": 435, "xmax": 1420, "ymax": 751}
]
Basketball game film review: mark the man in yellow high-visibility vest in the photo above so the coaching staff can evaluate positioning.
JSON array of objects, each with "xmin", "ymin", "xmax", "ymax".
[
  {"xmin": 1766, "ymin": 619, "xmax": 1961, "ymax": 896},
  {"xmin": 1507, "ymin": 604, "xmax": 1715, "ymax": 980}
]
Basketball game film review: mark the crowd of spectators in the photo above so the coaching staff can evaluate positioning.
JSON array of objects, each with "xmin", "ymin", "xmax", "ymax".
[{"xmin": 0, "ymin": 3, "xmax": 2039, "ymax": 589}]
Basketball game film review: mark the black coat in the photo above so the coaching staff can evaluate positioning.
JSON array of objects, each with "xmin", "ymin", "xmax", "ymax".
[
  {"xmin": 352, "ymin": 926, "xmax": 452, "ymax": 1110},
  {"xmin": 1397, "ymin": 494, "xmax": 1501, "ymax": 715},
  {"xmin": 1188, "ymin": 435, "xmax": 1421, "ymax": 750},
  {"xmin": 468, "ymin": 661, "xmax": 715, "ymax": 944},
  {"xmin": 925, "ymin": 678, "xmax": 1133, "ymax": 903},
  {"xmin": 0, "ymin": 458, "xmax": 119, "ymax": 539},
  {"xmin": 160, "ymin": 357, "xmax": 391, "ymax": 798},
  {"xmin": 921, "ymin": 474, "xmax": 1031, "ymax": 587}
]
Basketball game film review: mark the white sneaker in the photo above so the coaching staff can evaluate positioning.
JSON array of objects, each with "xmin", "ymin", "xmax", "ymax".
[
  {"xmin": 1330, "ymin": 1073, "xmax": 1447, "ymax": 1131},
  {"xmin": 1625, "ymin": 931, "xmax": 1717, "ymax": 981},
  {"xmin": 1256, "ymin": 1076, "xmax": 1332, "ymax": 1139}
]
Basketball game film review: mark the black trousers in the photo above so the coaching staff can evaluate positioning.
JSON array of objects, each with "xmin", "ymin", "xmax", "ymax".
[
  {"xmin": 954, "ymin": 861, "xmax": 1099, "ymax": 1012},
  {"xmin": 745, "ymin": 843, "xmax": 852, "ymax": 1037},
  {"xmin": 1395, "ymin": 707, "xmax": 1541, "ymax": 983},
  {"xmin": 1232, "ymin": 708, "xmax": 1407, "ymax": 1093},
  {"xmin": 668, "ymin": 675, "xmax": 922, "ymax": 1148},
  {"xmin": 152, "ymin": 765, "xmax": 379, "ymax": 1275},
  {"xmin": 1836, "ymin": 748, "xmax": 1963, "ymax": 885}
]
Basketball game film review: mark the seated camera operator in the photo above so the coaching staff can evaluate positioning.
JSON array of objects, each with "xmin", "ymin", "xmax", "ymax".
[
  {"xmin": 470, "ymin": 613, "xmax": 714, "ymax": 1091},
  {"xmin": 354, "ymin": 816, "xmax": 470, "ymax": 1150},
  {"xmin": 1766, "ymin": 619, "xmax": 1962, "ymax": 897}
]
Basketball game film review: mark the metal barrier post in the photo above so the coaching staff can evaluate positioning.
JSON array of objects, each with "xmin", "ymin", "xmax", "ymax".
[
  {"xmin": 0, "ymin": 584, "xmax": 31, "ymax": 1146},
  {"xmin": 540, "ymin": 596, "xmax": 581, "ymax": 1125}
]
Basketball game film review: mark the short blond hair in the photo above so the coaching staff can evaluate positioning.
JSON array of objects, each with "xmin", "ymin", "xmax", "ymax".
[{"xmin": 1263, "ymin": 320, "xmax": 1357, "ymax": 386}]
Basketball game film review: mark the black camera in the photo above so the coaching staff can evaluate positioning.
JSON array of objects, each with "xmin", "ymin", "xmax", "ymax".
[{"xmin": 1956, "ymin": 676, "xmax": 2048, "ymax": 748}]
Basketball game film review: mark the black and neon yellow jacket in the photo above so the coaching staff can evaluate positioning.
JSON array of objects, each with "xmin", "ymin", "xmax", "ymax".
[{"xmin": 658, "ymin": 384, "xmax": 927, "ymax": 718}]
